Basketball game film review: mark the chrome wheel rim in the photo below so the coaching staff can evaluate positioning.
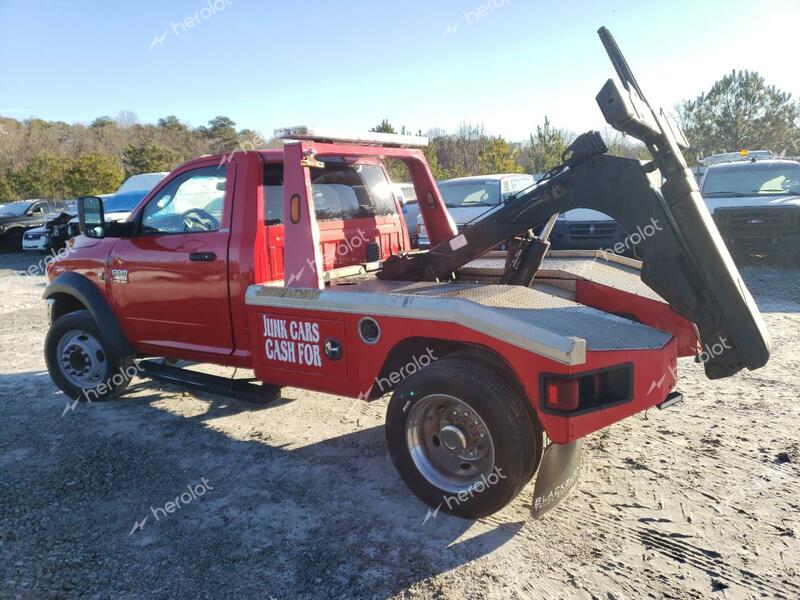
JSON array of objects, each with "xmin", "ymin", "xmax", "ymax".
[
  {"xmin": 406, "ymin": 394, "xmax": 496, "ymax": 494},
  {"xmin": 56, "ymin": 330, "xmax": 106, "ymax": 389}
]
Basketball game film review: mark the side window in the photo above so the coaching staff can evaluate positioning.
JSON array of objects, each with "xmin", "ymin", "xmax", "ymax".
[
  {"xmin": 142, "ymin": 166, "xmax": 226, "ymax": 234},
  {"xmin": 511, "ymin": 177, "xmax": 533, "ymax": 194},
  {"xmin": 501, "ymin": 180, "xmax": 513, "ymax": 200},
  {"xmin": 357, "ymin": 164, "xmax": 397, "ymax": 217},
  {"xmin": 30, "ymin": 202, "xmax": 48, "ymax": 216},
  {"xmin": 263, "ymin": 162, "xmax": 285, "ymax": 225}
]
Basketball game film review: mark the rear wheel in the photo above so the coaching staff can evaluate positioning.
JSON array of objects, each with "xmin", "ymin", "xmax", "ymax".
[
  {"xmin": 385, "ymin": 357, "xmax": 542, "ymax": 518},
  {"xmin": 45, "ymin": 310, "xmax": 135, "ymax": 401}
]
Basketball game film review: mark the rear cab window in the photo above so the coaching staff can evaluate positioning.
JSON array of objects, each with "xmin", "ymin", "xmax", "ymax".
[{"xmin": 263, "ymin": 159, "xmax": 398, "ymax": 223}]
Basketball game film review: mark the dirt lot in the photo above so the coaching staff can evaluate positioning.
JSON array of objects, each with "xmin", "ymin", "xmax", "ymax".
[{"xmin": 1, "ymin": 251, "xmax": 798, "ymax": 599}]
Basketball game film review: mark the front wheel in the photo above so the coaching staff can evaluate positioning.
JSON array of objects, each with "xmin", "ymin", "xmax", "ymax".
[
  {"xmin": 45, "ymin": 310, "xmax": 135, "ymax": 401},
  {"xmin": 385, "ymin": 357, "xmax": 542, "ymax": 518}
]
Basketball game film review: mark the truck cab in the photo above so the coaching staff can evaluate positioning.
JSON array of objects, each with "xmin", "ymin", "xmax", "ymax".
[{"xmin": 46, "ymin": 147, "xmax": 410, "ymax": 362}]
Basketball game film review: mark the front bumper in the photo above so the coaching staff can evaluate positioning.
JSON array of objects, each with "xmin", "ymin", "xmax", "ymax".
[
  {"xmin": 417, "ymin": 231, "xmax": 507, "ymax": 251},
  {"xmin": 22, "ymin": 233, "xmax": 48, "ymax": 251},
  {"xmin": 713, "ymin": 207, "xmax": 800, "ymax": 258}
]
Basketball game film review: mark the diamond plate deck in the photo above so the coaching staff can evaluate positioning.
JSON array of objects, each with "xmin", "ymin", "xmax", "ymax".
[{"xmin": 461, "ymin": 255, "xmax": 666, "ymax": 303}]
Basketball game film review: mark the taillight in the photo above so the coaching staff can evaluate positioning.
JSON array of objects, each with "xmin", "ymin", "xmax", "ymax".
[
  {"xmin": 545, "ymin": 378, "xmax": 580, "ymax": 411},
  {"xmin": 541, "ymin": 364, "xmax": 633, "ymax": 415}
]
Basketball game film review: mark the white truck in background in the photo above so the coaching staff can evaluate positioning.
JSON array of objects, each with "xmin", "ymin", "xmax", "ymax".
[{"xmin": 699, "ymin": 151, "xmax": 800, "ymax": 265}]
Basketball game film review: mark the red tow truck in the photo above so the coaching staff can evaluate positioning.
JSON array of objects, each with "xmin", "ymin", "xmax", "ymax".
[{"xmin": 44, "ymin": 29, "xmax": 770, "ymax": 518}]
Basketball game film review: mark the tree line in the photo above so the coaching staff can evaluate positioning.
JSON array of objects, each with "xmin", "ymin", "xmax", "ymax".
[
  {"xmin": 1, "ymin": 70, "xmax": 797, "ymax": 202},
  {"xmin": 0, "ymin": 114, "xmax": 261, "ymax": 200}
]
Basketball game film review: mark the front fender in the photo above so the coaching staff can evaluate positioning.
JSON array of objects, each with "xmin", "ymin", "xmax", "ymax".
[{"xmin": 43, "ymin": 271, "xmax": 133, "ymax": 356}]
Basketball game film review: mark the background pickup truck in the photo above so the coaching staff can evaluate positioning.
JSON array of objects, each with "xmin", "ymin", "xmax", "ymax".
[
  {"xmin": 700, "ymin": 153, "xmax": 800, "ymax": 265},
  {"xmin": 0, "ymin": 199, "xmax": 73, "ymax": 251}
]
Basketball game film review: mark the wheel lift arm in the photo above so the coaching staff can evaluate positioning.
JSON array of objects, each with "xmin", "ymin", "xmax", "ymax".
[{"xmin": 379, "ymin": 28, "xmax": 770, "ymax": 380}]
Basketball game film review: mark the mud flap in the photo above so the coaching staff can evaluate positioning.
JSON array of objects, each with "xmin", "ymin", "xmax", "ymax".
[{"xmin": 531, "ymin": 440, "xmax": 583, "ymax": 518}]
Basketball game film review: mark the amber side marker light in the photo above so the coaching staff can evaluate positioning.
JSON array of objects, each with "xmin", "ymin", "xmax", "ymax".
[{"xmin": 289, "ymin": 194, "xmax": 301, "ymax": 224}]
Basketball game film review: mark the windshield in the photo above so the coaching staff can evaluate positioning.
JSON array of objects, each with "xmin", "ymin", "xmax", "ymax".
[
  {"xmin": 0, "ymin": 201, "xmax": 32, "ymax": 216},
  {"xmin": 439, "ymin": 181, "xmax": 501, "ymax": 208},
  {"xmin": 702, "ymin": 163, "xmax": 800, "ymax": 198},
  {"xmin": 103, "ymin": 191, "xmax": 148, "ymax": 213}
]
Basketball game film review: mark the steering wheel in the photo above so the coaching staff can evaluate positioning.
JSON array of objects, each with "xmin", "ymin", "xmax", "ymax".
[{"xmin": 181, "ymin": 208, "xmax": 219, "ymax": 232}]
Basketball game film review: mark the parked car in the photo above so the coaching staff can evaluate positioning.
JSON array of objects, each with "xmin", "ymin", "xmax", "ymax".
[
  {"xmin": 116, "ymin": 172, "xmax": 169, "ymax": 194},
  {"xmin": 549, "ymin": 208, "xmax": 631, "ymax": 253},
  {"xmin": 0, "ymin": 199, "xmax": 72, "ymax": 251},
  {"xmin": 416, "ymin": 174, "xmax": 534, "ymax": 248},
  {"xmin": 700, "ymin": 151, "xmax": 800, "ymax": 264},
  {"xmin": 393, "ymin": 183, "xmax": 420, "ymax": 247},
  {"xmin": 22, "ymin": 201, "xmax": 77, "ymax": 252}
]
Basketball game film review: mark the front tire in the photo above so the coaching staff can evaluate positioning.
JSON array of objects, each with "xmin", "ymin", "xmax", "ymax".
[
  {"xmin": 45, "ymin": 310, "xmax": 135, "ymax": 401},
  {"xmin": 385, "ymin": 357, "xmax": 542, "ymax": 518}
]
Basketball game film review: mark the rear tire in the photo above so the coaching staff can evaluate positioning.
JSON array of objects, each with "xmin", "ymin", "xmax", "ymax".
[
  {"xmin": 385, "ymin": 357, "xmax": 542, "ymax": 518},
  {"xmin": 45, "ymin": 310, "xmax": 135, "ymax": 401}
]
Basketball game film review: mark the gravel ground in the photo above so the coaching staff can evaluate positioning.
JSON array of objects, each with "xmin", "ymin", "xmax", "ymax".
[{"xmin": 1, "ymin": 252, "xmax": 799, "ymax": 599}]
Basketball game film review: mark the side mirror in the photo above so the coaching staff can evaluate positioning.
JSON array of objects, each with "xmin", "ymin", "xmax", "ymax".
[{"xmin": 78, "ymin": 196, "xmax": 106, "ymax": 239}]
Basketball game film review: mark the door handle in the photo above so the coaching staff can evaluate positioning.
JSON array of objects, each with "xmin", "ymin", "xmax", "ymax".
[{"xmin": 188, "ymin": 252, "xmax": 216, "ymax": 262}]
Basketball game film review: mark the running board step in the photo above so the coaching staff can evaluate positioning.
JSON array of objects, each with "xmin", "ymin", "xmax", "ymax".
[
  {"xmin": 656, "ymin": 391, "xmax": 683, "ymax": 410},
  {"xmin": 137, "ymin": 360, "xmax": 281, "ymax": 405}
]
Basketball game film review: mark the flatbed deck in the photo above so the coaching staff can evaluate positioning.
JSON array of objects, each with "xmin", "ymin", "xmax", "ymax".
[{"xmin": 246, "ymin": 253, "xmax": 672, "ymax": 366}]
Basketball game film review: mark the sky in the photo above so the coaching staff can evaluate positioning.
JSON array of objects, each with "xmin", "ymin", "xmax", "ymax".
[{"xmin": 2, "ymin": 0, "xmax": 799, "ymax": 141}]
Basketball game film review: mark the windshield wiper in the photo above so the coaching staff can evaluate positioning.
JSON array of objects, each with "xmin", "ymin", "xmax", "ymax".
[
  {"xmin": 703, "ymin": 191, "xmax": 752, "ymax": 197},
  {"xmin": 756, "ymin": 189, "xmax": 800, "ymax": 196}
]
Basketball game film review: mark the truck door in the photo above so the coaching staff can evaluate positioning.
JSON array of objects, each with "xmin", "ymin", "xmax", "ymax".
[{"xmin": 109, "ymin": 162, "xmax": 234, "ymax": 356}]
